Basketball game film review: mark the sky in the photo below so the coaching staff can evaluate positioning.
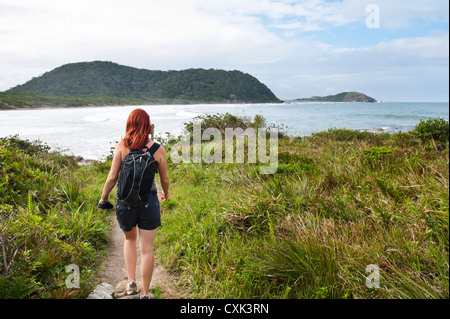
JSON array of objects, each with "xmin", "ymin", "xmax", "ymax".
[{"xmin": 0, "ymin": 0, "xmax": 448, "ymax": 102}]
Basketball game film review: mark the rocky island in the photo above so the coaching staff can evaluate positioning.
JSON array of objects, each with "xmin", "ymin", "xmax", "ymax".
[{"xmin": 291, "ymin": 91, "xmax": 377, "ymax": 103}]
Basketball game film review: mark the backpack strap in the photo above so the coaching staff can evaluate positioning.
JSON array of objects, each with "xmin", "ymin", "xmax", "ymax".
[
  {"xmin": 141, "ymin": 142, "xmax": 160, "ymax": 155},
  {"xmin": 147, "ymin": 142, "xmax": 160, "ymax": 156}
]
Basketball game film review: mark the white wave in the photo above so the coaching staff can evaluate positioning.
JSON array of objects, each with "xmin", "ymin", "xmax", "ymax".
[
  {"xmin": 83, "ymin": 115, "xmax": 110, "ymax": 123},
  {"xmin": 175, "ymin": 110, "xmax": 202, "ymax": 118}
]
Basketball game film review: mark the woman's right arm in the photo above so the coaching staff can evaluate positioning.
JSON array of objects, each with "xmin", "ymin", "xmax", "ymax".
[{"xmin": 100, "ymin": 144, "xmax": 122, "ymax": 203}]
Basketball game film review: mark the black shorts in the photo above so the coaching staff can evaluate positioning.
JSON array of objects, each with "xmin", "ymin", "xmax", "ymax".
[{"xmin": 116, "ymin": 191, "xmax": 161, "ymax": 231}]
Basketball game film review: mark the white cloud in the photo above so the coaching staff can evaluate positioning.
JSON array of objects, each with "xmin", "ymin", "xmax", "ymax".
[
  {"xmin": 0, "ymin": 0, "xmax": 289, "ymax": 88},
  {"xmin": 250, "ymin": 32, "xmax": 449, "ymax": 101},
  {"xmin": 193, "ymin": 0, "xmax": 448, "ymax": 32},
  {"xmin": 0, "ymin": 0, "xmax": 448, "ymax": 101}
]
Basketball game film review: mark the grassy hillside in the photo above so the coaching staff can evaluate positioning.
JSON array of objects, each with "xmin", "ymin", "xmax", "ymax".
[
  {"xmin": 4, "ymin": 61, "xmax": 282, "ymax": 107},
  {"xmin": 0, "ymin": 117, "xmax": 447, "ymax": 299},
  {"xmin": 155, "ymin": 116, "xmax": 448, "ymax": 298}
]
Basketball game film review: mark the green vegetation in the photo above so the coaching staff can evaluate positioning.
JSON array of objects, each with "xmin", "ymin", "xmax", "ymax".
[
  {"xmin": 156, "ymin": 115, "xmax": 448, "ymax": 298},
  {"xmin": 183, "ymin": 112, "xmax": 286, "ymax": 138},
  {"xmin": 2, "ymin": 61, "xmax": 282, "ymax": 109},
  {"xmin": 0, "ymin": 136, "xmax": 111, "ymax": 298},
  {"xmin": 292, "ymin": 91, "xmax": 377, "ymax": 103},
  {"xmin": 412, "ymin": 118, "xmax": 449, "ymax": 144},
  {"xmin": 0, "ymin": 116, "xmax": 448, "ymax": 299}
]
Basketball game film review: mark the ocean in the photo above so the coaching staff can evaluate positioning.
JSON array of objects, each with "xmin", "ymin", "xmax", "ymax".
[{"xmin": 0, "ymin": 102, "xmax": 448, "ymax": 160}]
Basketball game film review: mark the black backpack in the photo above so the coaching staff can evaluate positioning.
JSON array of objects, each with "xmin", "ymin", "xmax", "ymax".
[{"xmin": 117, "ymin": 143, "xmax": 160, "ymax": 207}]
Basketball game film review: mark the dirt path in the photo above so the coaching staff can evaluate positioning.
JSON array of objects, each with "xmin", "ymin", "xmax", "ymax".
[{"xmin": 98, "ymin": 183, "xmax": 187, "ymax": 299}]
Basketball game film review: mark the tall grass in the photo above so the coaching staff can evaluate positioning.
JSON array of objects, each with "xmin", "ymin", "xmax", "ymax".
[
  {"xmin": 155, "ymin": 117, "xmax": 449, "ymax": 299},
  {"xmin": 0, "ymin": 136, "xmax": 111, "ymax": 298},
  {"xmin": 3, "ymin": 115, "xmax": 446, "ymax": 299}
]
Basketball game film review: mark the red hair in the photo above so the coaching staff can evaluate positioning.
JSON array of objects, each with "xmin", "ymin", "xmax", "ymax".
[{"xmin": 123, "ymin": 108, "xmax": 152, "ymax": 150}]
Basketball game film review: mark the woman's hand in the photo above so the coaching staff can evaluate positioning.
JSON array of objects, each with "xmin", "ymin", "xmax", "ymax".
[
  {"xmin": 160, "ymin": 192, "xmax": 169, "ymax": 202},
  {"xmin": 100, "ymin": 143, "xmax": 122, "ymax": 206},
  {"xmin": 98, "ymin": 200, "xmax": 114, "ymax": 209}
]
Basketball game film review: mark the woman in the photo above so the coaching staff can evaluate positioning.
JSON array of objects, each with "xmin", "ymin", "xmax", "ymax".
[{"xmin": 99, "ymin": 108, "xmax": 170, "ymax": 299}]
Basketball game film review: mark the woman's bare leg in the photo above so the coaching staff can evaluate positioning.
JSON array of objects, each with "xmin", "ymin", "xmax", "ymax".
[
  {"xmin": 123, "ymin": 227, "xmax": 138, "ymax": 284},
  {"xmin": 138, "ymin": 228, "xmax": 157, "ymax": 295}
]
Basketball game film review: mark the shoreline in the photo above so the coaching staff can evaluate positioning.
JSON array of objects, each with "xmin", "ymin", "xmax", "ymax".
[
  {"xmin": 0, "ymin": 100, "xmax": 285, "ymax": 111},
  {"xmin": 3, "ymin": 100, "xmax": 448, "ymax": 111},
  {"xmin": 1, "ymin": 103, "xmax": 447, "ymax": 162}
]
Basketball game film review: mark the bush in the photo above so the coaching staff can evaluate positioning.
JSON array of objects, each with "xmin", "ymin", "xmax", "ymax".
[
  {"xmin": 0, "ymin": 135, "xmax": 51, "ymax": 155},
  {"xmin": 183, "ymin": 113, "xmax": 286, "ymax": 138},
  {"xmin": 412, "ymin": 118, "xmax": 449, "ymax": 143}
]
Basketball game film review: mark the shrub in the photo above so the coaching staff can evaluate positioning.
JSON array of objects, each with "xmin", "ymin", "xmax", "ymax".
[
  {"xmin": 412, "ymin": 118, "xmax": 449, "ymax": 143},
  {"xmin": 184, "ymin": 113, "xmax": 286, "ymax": 138}
]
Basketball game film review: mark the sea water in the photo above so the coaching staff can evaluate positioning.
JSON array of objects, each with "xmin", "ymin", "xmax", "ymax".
[{"xmin": 0, "ymin": 102, "xmax": 448, "ymax": 160}]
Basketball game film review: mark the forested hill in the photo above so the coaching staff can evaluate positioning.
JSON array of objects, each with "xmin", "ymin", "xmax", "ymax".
[
  {"xmin": 6, "ymin": 61, "xmax": 281, "ymax": 104},
  {"xmin": 292, "ymin": 92, "xmax": 377, "ymax": 103}
]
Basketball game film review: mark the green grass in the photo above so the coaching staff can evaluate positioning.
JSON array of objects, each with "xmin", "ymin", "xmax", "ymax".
[
  {"xmin": 0, "ymin": 136, "xmax": 112, "ymax": 298},
  {"xmin": 1, "ymin": 116, "xmax": 448, "ymax": 299},
  {"xmin": 154, "ymin": 117, "xmax": 449, "ymax": 299}
]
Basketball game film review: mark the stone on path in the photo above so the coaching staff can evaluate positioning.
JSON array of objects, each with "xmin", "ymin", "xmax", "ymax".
[{"xmin": 87, "ymin": 283, "xmax": 115, "ymax": 299}]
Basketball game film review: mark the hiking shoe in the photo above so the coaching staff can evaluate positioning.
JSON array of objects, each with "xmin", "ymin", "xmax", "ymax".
[
  {"xmin": 125, "ymin": 281, "xmax": 138, "ymax": 295},
  {"xmin": 139, "ymin": 292, "xmax": 156, "ymax": 299},
  {"xmin": 98, "ymin": 200, "xmax": 114, "ymax": 210}
]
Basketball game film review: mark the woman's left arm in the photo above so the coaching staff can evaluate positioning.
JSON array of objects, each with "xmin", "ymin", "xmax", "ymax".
[{"xmin": 100, "ymin": 145, "xmax": 122, "ymax": 203}]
